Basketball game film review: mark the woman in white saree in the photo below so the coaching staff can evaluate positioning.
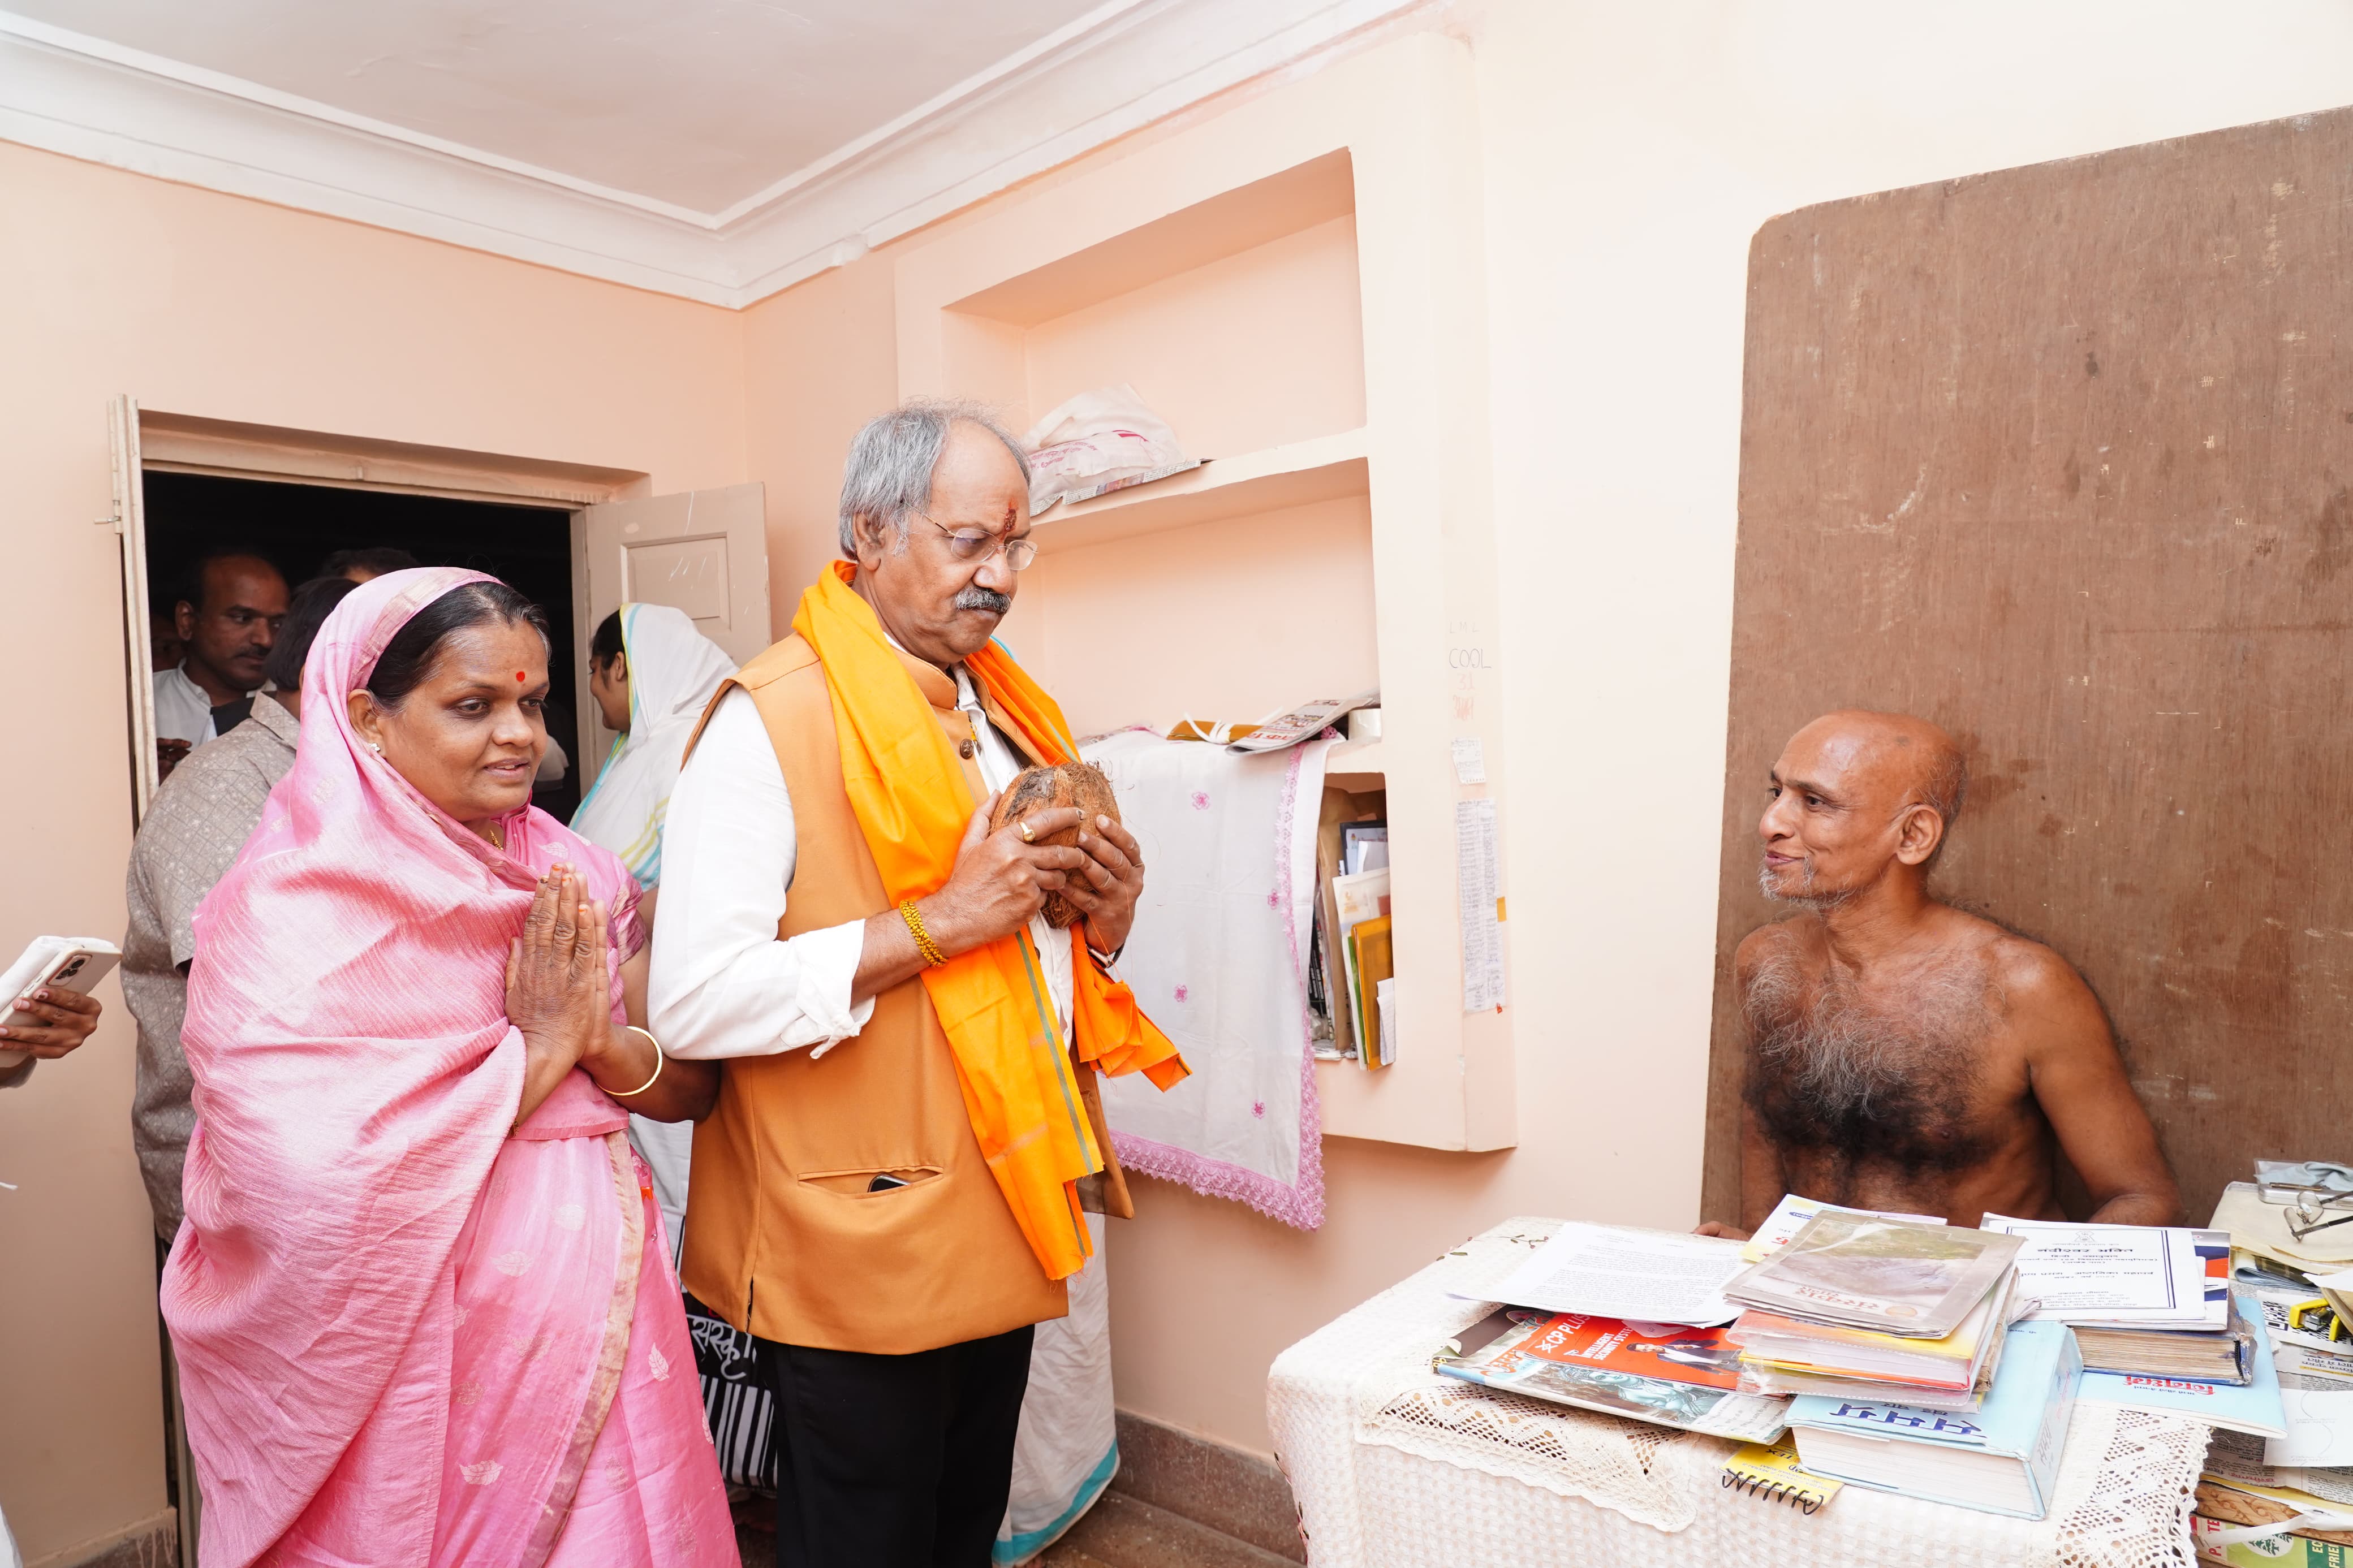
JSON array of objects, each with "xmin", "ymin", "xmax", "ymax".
[{"xmin": 570, "ymin": 601, "xmax": 736, "ymax": 1232}]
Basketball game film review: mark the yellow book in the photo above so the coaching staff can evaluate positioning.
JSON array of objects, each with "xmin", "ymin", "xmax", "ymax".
[
  {"xmin": 1721, "ymin": 1442, "xmax": 1843, "ymax": 1514},
  {"xmin": 1350, "ymin": 915, "xmax": 1394, "ymax": 1070}
]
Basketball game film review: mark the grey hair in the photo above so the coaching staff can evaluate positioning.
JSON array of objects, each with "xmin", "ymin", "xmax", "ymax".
[{"xmin": 837, "ymin": 398, "xmax": 1031, "ymax": 557}]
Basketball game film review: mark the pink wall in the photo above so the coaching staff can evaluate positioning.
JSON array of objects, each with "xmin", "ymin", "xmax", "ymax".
[
  {"xmin": 743, "ymin": 256, "xmax": 899, "ymax": 625},
  {"xmin": 1023, "ymin": 497, "xmax": 1377, "ymax": 738},
  {"xmin": 0, "ymin": 141, "xmax": 747, "ymax": 1563}
]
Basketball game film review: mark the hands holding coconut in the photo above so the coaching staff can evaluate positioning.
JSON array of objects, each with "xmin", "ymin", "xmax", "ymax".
[{"xmin": 856, "ymin": 762, "xmax": 1145, "ymax": 1002}]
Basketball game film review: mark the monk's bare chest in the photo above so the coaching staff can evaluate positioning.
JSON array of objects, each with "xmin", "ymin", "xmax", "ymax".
[{"xmin": 1742, "ymin": 955, "xmax": 2036, "ymax": 1174}]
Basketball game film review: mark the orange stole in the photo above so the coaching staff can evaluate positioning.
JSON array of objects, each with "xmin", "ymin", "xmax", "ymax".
[{"xmin": 793, "ymin": 561, "xmax": 1187, "ymax": 1280}]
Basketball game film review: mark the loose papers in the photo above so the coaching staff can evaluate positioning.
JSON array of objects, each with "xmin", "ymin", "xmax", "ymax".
[
  {"xmin": 1462, "ymin": 1224, "xmax": 1746, "ymax": 1327},
  {"xmin": 1222, "ymin": 689, "xmax": 1380, "ymax": 754},
  {"xmin": 2274, "ymin": 1385, "xmax": 2353, "ymax": 1467}
]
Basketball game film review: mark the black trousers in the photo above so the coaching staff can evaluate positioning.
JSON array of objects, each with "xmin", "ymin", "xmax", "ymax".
[{"xmin": 757, "ymin": 1324, "xmax": 1035, "ymax": 1568}]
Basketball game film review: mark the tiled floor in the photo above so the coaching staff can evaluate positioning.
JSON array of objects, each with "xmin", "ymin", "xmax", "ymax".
[
  {"xmin": 1036, "ymin": 1492, "xmax": 1301, "ymax": 1568},
  {"xmin": 725, "ymin": 1406, "xmax": 1308, "ymax": 1568}
]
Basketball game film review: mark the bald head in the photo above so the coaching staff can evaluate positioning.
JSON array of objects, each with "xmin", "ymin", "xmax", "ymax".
[
  {"xmin": 1789, "ymin": 710, "xmax": 1967, "ymax": 826},
  {"xmin": 1758, "ymin": 710, "xmax": 1968, "ymax": 905}
]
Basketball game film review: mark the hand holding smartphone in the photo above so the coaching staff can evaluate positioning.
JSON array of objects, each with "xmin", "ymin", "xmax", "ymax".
[{"xmin": 0, "ymin": 937, "xmax": 119, "ymax": 1070}]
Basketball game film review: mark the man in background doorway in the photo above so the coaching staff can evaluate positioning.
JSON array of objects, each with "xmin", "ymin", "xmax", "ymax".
[
  {"xmin": 320, "ymin": 545, "xmax": 420, "ymax": 582},
  {"xmin": 130, "ymin": 573, "xmax": 355, "ymax": 1242},
  {"xmin": 125, "ymin": 571, "xmax": 354, "ymax": 1565},
  {"xmin": 153, "ymin": 550, "xmax": 287, "ymax": 779},
  {"xmin": 1701, "ymin": 709, "xmax": 2181, "ymax": 1236}
]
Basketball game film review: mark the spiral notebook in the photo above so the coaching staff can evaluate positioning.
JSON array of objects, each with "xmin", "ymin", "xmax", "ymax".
[{"xmin": 1721, "ymin": 1442, "xmax": 1843, "ymax": 1513}]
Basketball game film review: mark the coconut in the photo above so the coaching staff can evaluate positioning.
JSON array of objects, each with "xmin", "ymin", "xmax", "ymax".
[{"xmin": 991, "ymin": 762, "xmax": 1118, "ymax": 928}]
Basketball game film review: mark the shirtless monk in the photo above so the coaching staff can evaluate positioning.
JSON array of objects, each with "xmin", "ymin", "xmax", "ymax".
[{"xmin": 1698, "ymin": 710, "xmax": 2183, "ymax": 1236}]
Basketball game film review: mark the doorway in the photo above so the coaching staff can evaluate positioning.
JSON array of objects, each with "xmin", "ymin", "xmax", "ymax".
[{"xmin": 141, "ymin": 471, "xmax": 588, "ymax": 817}]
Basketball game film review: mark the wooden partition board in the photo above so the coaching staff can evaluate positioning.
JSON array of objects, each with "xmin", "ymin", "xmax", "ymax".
[{"xmin": 1705, "ymin": 106, "xmax": 2353, "ymax": 1228}]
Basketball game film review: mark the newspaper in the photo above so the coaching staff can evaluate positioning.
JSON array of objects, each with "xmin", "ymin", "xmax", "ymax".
[{"xmin": 1223, "ymin": 690, "xmax": 1380, "ymax": 754}]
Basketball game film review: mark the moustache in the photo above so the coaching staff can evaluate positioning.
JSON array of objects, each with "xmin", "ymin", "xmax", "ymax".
[{"xmin": 955, "ymin": 587, "xmax": 1012, "ymax": 615}]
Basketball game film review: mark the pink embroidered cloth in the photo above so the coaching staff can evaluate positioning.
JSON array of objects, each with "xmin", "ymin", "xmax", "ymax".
[{"xmin": 161, "ymin": 568, "xmax": 736, "ymax": 1568}]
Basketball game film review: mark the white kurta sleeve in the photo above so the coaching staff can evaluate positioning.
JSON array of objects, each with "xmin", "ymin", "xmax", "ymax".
[{"xmin": 648, "ymin": 687, "xmax": 874, "ymax": 1059}]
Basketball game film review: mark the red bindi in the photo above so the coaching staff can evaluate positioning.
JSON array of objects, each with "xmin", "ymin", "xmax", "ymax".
[{"xmin": 515, "ymin": 671, "xmax": 526, "ymax": 681}]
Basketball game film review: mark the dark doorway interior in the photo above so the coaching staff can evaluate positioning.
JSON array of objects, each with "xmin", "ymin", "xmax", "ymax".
[{"xmin": 141, "ymin": 470, "xmax": 585, "ymax": 819}]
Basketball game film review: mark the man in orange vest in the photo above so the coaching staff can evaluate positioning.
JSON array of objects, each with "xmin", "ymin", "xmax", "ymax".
[{"xmin": 649, "ymin": 399, "xmax": 1186, "ymax": 1568}]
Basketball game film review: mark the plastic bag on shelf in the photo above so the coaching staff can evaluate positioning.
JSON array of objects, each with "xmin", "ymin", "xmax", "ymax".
[{"xmin": 1022, "ymin": 384, "xmax": 1198, "ymax": 514}]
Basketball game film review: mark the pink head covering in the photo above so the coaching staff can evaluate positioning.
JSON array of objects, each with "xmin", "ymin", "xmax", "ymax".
[{"xmin": 162, "ymin": 568, "xmax": 641, "ymax": 1568}]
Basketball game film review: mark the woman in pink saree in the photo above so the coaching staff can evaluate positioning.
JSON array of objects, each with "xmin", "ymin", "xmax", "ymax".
[{"xmin": 162, "ymin": 568, "xmax": 739, "ymax": 1568}]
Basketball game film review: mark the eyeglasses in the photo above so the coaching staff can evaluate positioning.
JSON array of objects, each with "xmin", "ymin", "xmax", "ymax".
[
  {"xmin": 2287, "ymin": 1188, "xmax": 2353, "ymax": 1242},
  {"xmin": 921, "ymin": 515, "xmax": 1037, "ymax": 572}
]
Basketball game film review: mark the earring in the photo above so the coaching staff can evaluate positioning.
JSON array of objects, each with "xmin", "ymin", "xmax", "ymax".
[{"xmin": 367, "ymin": 741, "xmax": 382, "ymax": 754}]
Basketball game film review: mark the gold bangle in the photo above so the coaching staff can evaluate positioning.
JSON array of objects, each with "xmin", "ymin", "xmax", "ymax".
[
  {"xmin": 606, "ymin": 1025, "xmax": 665, "ymax": 1098},
  {"xmin": 901, "ymin": 900, "xmax": 947, "ymax": 967}
]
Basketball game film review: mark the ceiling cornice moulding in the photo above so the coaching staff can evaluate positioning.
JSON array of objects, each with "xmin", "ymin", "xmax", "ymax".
[{"xmin": 0, "ymin": 0, "xmax": 1428, "ymax": 309}]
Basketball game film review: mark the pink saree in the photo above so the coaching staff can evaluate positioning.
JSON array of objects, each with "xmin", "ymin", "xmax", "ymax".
[{"xmin": 161, "ymin": 568, "xmax": 737, "ymax": 1568}]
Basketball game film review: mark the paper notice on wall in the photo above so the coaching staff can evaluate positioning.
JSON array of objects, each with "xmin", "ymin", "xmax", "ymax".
[
  {"xmin": 1456, "ymin": 800, "xmax": 1505, "ymax": 1011},
  {"xmin": 1450, "ymin": 736, "xmax": 1487, "ymax": 785}
]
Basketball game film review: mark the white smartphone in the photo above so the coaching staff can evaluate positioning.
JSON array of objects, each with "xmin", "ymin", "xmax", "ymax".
[{"xmin": 0, "ymin": 936, "xmax": 120, "ymax": 1071}]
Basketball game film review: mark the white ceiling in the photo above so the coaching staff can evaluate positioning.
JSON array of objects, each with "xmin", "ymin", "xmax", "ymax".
[
  {"xmin": 3, "ymin": 0, "xmax": 1109, "ymax": 215},
  {"xmin": 0, "ymin": 0, "xmax": 1429, "ymax": 304}
]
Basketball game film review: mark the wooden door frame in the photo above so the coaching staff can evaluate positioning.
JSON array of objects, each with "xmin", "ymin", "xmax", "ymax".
[{"xmin": 111, "ymin": 400, "xmax": 650, "ymax": 819}]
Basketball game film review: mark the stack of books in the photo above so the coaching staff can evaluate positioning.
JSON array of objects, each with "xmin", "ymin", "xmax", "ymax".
[
  {"xmin": 1725, "ymin": 1203, "xmax": 2025, "ymax": 1413},
  {"xmin": 1981, "ymin": 1216, "xmax": 2250, "ymax": 1382},
  {"xmin": 1783, "ymin": 1321, "xmax": 2083, "ymax": 1521},
  {"xmin": 1730, "ymin": 1276, "xmax": 2020, "ymax": 1410},
  {"xmin": 2190, "ymin": 1427, "xmax": 2353, "ymax": 1566},
  {"xmin": 1311, "ymin": 804, "xmax": 1394, "ymax": 1069},
  {"xmin": 1718, "ymin": 1205, "xmax": 2081, "ymax": 1517}
]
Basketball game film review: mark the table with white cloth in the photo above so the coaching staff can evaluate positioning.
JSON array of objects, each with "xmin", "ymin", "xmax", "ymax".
[{"xmin": 1267, "ymin": 1216, "xmax": 2212, "ymax": 1568}]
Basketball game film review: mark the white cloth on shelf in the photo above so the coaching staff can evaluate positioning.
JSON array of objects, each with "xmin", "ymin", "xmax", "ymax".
[
  {"xmin": 153, "ymin": 662, "xmax": 219, "ymax": 748},
  {"xmin": 1268, "ymin": 1215, "xmax": 2209, "ymax": 1568},
  {"xmin": 1080, "ymin": 729, "xmax": 1333, "ymax": 1229}
]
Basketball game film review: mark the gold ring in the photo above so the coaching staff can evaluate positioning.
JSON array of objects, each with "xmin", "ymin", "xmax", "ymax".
[{"xmin": 1018, "ymin": 820, "xmax": 1035, "ymax": 843}]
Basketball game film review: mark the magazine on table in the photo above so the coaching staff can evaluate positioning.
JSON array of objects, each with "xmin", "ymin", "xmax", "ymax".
[{"xmin": 1436, "ymin": 1308, "xmax": 1790, "ymax": 1444}]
